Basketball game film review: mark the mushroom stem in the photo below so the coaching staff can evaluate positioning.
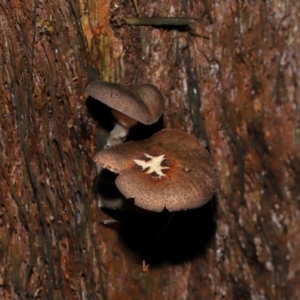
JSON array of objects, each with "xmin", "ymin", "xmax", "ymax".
[
  {"xmin": 105, "ymin": 109, "xmax": 138, "ymax": 148},
  {"xmin": 106, "ymin": 122, "xmax": 130, "ymax": 147},
  {"xmin": 111, "ymin": 109, "xmax": 138, "ymax": 128}
]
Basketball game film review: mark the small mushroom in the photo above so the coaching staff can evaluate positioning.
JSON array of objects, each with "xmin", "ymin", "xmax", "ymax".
[
  {"xmin": 86, "ymin": 81, "xmax": 165, "ymax": 147},
  {"xmin": 94, "ymin": 129, "xmax": 218, "ymax": 212}
]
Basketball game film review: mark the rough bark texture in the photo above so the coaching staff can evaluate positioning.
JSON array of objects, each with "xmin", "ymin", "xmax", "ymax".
[
  {"xmin": 0, "ymin": 0, "xmax": 103, "ymax": 299},
  {"xmin": 1, "ymin": 0, "xmax": 300, "ymax": 299}
]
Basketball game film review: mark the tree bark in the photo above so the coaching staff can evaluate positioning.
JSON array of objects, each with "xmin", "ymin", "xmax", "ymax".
[
  {"xmin": 0, "ymin": 0, "xmax": 103, "ymax": 299},
  {"xmin": 1, "ymin": 0, "xmax": 300, "ymax": 299}
]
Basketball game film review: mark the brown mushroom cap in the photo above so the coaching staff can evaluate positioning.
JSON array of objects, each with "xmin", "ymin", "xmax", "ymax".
[
  {"xmin": 94, "ymin": 129, "xmax": 218, "ymax": 212},
  {"xmin": 86, "ymin": 81, "xmax": 165, "ymax": 125}
]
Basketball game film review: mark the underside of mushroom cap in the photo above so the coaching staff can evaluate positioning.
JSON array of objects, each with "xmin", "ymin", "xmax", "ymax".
[
  {"xmin": 94, "ymin": 129, "xmax": 218, "ymax": 212},
  {"xmin": 86, "ymin": 81, "xmax": 165, "ymax": 125}
]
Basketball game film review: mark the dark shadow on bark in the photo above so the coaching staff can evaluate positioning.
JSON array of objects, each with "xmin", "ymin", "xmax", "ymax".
[
  {"xmin": 126, "ymin": 117, "xmax": 163, "ymax": 141},
  {"xmin": 93, "ymin": 169, "xmax": 122, "ymax": 201},
  {"xmin": 103, "ymin": 199, "xmax": 216, "ymax": 264},
  {"xmin": 86, "ymin": 97, "xmax": 114, "ymax": 132}
]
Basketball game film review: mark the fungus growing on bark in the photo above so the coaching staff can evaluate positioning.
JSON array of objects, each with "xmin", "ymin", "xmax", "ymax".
[
  {"xmin": 94, "ymin": 129, "xmax": 218, "ymax": 212},
  {"xmin": 86, "ymin": 81, "xmax": 165, "ymax": 147}
]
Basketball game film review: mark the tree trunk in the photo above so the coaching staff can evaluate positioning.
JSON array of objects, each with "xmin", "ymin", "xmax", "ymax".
[
  {"xmin": 1, "ymin": 0, "xmax": 300, "ymax": 299},
  {"xmin": 0, "ymin": 0, "xmax": 102, "ymax": 299}
]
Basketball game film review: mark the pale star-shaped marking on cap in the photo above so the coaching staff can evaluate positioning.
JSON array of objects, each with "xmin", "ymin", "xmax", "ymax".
[{"xmin": 133, "ymin": 154, "xmax": 169, "ymax": 178}]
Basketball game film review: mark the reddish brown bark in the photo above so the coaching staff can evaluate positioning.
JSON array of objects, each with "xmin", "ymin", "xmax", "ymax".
[
  {"xmin": 0, "ymin": 0, "xmax": 103, "ymax": 298},
  {"xmin": 1, "ymin": 0, "xmax": 300, "ymax": 299}
]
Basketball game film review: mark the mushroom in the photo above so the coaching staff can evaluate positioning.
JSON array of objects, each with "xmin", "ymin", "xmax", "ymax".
[
  {"xmin": 86, "ymin": 81, "xmax": 165, "ymax": 147},
  {"xmin": 94, "ymin": 129, "xmax": 218, "ymax": 212}
]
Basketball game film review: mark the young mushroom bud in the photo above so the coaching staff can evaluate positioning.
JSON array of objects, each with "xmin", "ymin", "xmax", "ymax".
[
  {"xmin": 86, "ymin": 81, "xmax": 165, "ymax": 147},
  {"xmin": 94, "ymin": 129, "xmax": 218, "ymax": 212}
]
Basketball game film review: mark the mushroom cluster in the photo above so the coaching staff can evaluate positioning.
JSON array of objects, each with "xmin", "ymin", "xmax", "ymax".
[
  {"xmin": 87, "ymin": 81, "xmax": 218, "ymax": 212},
  {"xmin": 94, "ymin": 129, "xmax": 218, "ymax": 212}
]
